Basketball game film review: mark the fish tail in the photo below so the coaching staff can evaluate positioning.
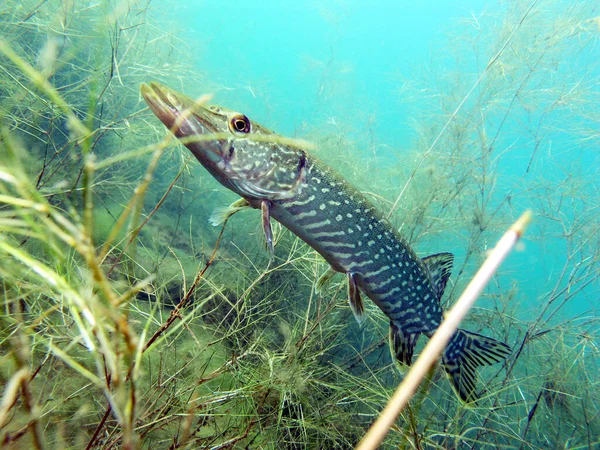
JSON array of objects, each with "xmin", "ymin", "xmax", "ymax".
[{"xmin": 442, "ymin": 329, "xmax": 511, "ymax": 403}]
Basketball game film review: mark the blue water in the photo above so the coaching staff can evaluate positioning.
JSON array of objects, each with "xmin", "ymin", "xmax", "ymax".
[
  {"xmin": 166, "ymin": 1, "xmax": 599, "ymax": 323},
  {"xmin": 175, "ymin": 1, "xmax": 494, "ymax": 147}
]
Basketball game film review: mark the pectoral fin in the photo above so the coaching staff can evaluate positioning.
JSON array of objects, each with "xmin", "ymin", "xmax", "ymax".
[
  {"xmin": 209, "ymin": 198, "xmax": 251, "ymax": 226},
  {"xmin": 261, "ymin": 200, "xmax": 274, "ymax": 256},
  {"xmin": 347, "ymin": 272, "xmax": 365, "ymax": 324}
]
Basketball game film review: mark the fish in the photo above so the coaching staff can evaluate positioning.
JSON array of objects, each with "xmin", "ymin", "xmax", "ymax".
[{"xmin": 140, "ymin": 82, "xmax": 511, "ymax": 402}]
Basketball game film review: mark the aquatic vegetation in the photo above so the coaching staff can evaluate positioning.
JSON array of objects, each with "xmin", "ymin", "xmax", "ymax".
[{"xmin": 0, "ymin": 0, "xmax": 598, "ymax": 449}]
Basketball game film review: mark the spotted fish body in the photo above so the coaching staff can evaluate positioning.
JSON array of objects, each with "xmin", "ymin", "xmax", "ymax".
[
  {"xmin": 141, "ymin": 82, "xmax": 511, "ymax": 402},
  {"xmin": 274, "ymin": 157, "xmax": 443, "ymax": 330}
]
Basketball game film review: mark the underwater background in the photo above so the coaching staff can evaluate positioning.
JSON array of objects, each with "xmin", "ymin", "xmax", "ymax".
[{"xmin": 0, "ymin": 0, "xmax": 598, "ymax": 448}]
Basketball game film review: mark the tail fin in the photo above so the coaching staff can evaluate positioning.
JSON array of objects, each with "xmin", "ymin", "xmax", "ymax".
[{"xmin": 442, "ymin": 329, "xmax": 511, "ymax": 403}]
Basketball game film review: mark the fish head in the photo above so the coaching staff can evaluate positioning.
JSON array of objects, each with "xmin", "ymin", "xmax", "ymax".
[{"xmin": 141, "ymin": 82, "xmax": 306, "ymax": 201}]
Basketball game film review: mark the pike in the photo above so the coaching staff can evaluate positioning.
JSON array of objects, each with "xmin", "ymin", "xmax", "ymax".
[{"xmin": 141, "ymin": 82, "xmax": 511, "ymax": 402}]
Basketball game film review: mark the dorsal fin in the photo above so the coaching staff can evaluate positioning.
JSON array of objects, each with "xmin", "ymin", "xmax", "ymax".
[{"xmin": 422, "ymin": 252, "xmax": 453, "ymax": 300}]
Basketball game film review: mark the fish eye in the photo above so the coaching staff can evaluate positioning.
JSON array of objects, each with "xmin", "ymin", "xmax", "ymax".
[{"xmin": 230, "ymin": 115, "xmax": 251, "ymax": 133}]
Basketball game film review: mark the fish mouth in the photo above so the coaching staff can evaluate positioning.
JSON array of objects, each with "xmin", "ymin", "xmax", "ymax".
[{"xmin": 140, "ymin": 82, "xmax": 218, "ymax": 135}]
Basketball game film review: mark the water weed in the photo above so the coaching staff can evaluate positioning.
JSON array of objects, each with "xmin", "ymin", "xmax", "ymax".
[{"xmin": 0, "ymin": 0, "xmax": 598, "ymax": 448}]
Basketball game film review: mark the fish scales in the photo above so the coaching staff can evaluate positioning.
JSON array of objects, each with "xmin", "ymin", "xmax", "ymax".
[
  {"xmin": 273, "ymin": 157, "xmax": 442, "ymax": 334},
  {"xmin": 141, "ymin": 82, "xmax": 512, "ymax": 403}
]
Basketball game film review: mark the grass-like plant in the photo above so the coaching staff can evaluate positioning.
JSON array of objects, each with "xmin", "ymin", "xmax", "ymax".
[{"xmin": 0, "ymin": 0, "xmax": 598, "ymax": 449}]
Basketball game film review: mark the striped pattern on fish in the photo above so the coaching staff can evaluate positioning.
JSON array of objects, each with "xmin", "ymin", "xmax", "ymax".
[{"xmin": 272, "ymin": 157, "xmax": 442, "ymax": 331}]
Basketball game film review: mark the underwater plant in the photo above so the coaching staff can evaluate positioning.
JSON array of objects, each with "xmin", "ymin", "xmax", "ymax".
[{"xmin": 0, "ymin": 0, "xmax": 598, "ymax": 449}]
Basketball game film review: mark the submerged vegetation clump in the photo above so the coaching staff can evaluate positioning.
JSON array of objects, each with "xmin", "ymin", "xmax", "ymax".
[{"xmin": 0, "ymin": 0, "xmax": 598, "ymax": 448}]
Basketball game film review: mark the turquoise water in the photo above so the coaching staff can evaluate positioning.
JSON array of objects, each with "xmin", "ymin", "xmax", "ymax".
[
  {"xmin": 154, "ymin": 2, "xmax": 600, "ymax": 443},
  {"xmin": 168, "ymin": 0, "xmax": 599, "ymax": 321},
  {"xmin": 175, "ymin": 1, "xmax": 496, "ymax": 148}
]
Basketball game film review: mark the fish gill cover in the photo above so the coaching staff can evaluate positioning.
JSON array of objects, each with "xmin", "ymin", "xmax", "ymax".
[{"xmin": 0, "ymin": 0, "xmax": 598, "ymax": 449}]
